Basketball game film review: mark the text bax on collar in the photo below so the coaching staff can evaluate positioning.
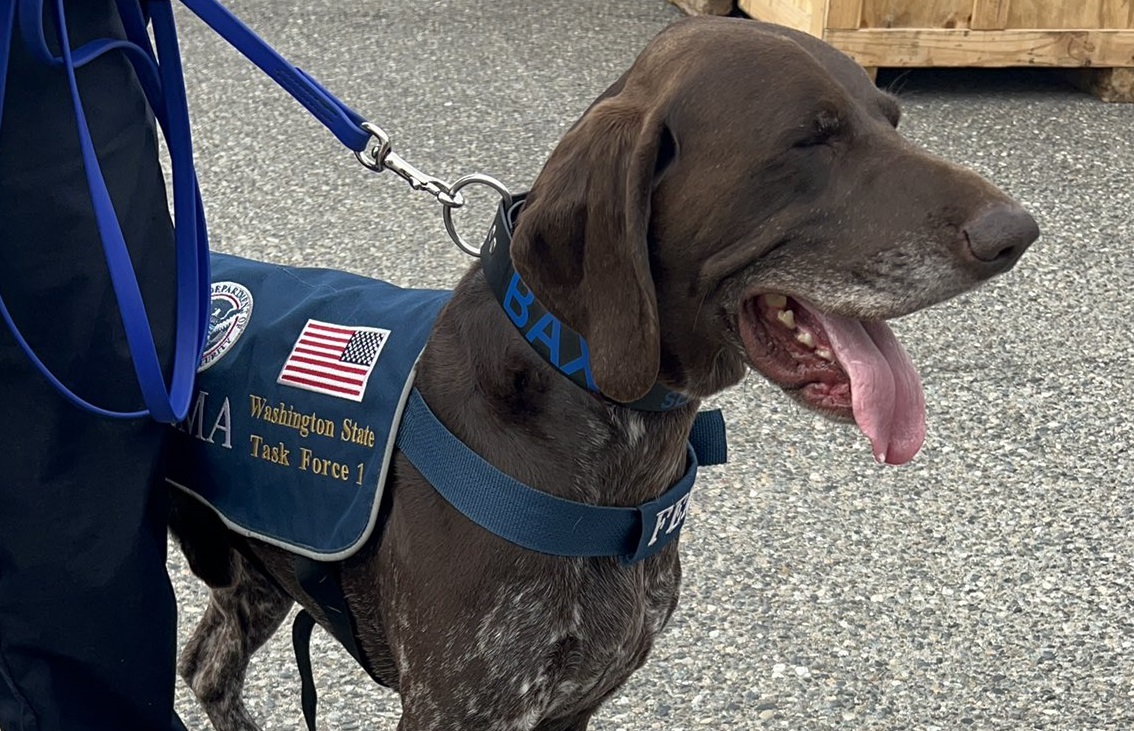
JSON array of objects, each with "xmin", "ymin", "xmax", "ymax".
[{"xmin": 480, "ymin": 195, "xmax": 691, "ymax": 413}]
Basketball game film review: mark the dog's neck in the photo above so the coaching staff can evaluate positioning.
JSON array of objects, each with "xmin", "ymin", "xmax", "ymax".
[
  {"xmin": 479, "ymin": 201, "xmax": 691, "ymax": 414},
  {"xmin": 413, "ymin": 267, "xmax": 699, "ymax": 508}
]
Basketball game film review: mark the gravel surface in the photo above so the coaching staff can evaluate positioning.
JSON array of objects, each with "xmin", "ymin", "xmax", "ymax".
[{"xmin": 168, "ymin": 1, "xmax": 1134, "ymax": 729}]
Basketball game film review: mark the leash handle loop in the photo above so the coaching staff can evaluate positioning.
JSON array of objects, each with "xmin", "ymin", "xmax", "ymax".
[{"xmin": 0, "ymin": 0, "xmax": 209, "ymax": 422}]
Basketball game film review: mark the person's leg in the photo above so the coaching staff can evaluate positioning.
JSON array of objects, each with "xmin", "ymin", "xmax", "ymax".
[{"xmin": 0, "ymin": 1, "xmax": 183, "ymax": 729}]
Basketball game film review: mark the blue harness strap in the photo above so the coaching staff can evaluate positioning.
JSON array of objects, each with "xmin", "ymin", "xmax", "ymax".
[
  {"xmin": 688, "ymin": 407, "xmax": 728, "ymax": 466},
  {"xmin": 395, "ymin": 389, "xmax": 727, "ymax": 565}
]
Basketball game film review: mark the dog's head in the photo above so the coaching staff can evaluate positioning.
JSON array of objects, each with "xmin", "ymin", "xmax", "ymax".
[{"xmin": 509, "ymin": 17, "xmax": 1037, "ymax": 465}]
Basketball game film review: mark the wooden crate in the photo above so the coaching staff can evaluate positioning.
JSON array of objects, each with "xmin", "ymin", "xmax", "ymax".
[{"xmin": 736, "ymin": 0, "xmax": 1134, "ymax": 99}]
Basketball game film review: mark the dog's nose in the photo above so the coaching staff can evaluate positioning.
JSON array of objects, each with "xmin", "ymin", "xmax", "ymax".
[{"xmin": 961, "ymin": 203, "xmax": 1039, "ymax": 274}]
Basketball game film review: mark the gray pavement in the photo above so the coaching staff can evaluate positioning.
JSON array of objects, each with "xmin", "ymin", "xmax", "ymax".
[{"xmin": 168, "ymin": 1, "xmax": 1134, "ymax": 729}]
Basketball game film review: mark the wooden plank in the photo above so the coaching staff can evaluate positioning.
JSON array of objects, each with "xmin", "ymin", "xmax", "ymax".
[
  {"xmin": 861, "ymin": 0, "xmax": 973, "ymax": 30},
  {"xmin": 1005, "ymin": 0, "xmax": 1072, "ymax": 29},
  {"xmin": 1104, "ymin": 0, "xmax": 1134, "ymax": 29},
  {"xmin": 810, "ymin": 0, "xmax": 828, "ymax": 36},
  {"xmin": 1006, "ymin": 0, "xmax": 1133, "ymax": 30},
  {"xmin": 827, "ymin": 0, "xmax": 864, "ymax": 30},
  {"xmin": 824, "ymin": 28, "xmax": 1134, "ymax": 67},
  {"xmin": 971, "ymin": 0, "xmax": 1010, "ymax": 30},
  {"xmin": 738, "ymin": 0, "xmax": 816, "ymax": 34}
]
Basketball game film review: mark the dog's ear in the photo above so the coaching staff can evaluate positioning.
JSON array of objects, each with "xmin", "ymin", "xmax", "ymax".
[{"xmin": 510, "ymin": 95, "xmax": 677, "ymax": 403}]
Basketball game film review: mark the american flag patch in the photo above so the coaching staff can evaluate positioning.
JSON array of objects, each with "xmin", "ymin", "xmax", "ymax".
[{"xmin": 276, "ymin": 319, "xmax": 391, "ymax": 402}]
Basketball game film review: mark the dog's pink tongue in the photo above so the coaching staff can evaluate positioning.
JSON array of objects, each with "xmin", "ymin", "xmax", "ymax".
[{"xmin": 810, "ymin": 312, "xmax": 926, "ymax": 465}]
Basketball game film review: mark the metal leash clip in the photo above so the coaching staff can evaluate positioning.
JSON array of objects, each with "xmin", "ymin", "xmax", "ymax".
[
  {"xmin": 355, "ymin": 122, "xmax": 462, "ymax": 206},
  {"xmin": 355, "ymin": 122, "xmax": 513, "ymax": 256}
]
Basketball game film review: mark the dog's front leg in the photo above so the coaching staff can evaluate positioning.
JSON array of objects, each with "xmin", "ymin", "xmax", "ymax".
[{"xmin": 179, "ymin": 552, "xmax": 293, "ymax": 731}]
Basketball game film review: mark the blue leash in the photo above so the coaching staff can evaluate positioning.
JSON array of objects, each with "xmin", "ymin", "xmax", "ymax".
[
  {"xmin": 176, "ymin": 0, "xmax": 371, "ymax": 152},
  {"xmin": 0, "ymin": 0, "xmax": 208, "ymax": 422},
  {"xmin": 0, "ymin": 0, "xmax": 389, "ymax": 422}
]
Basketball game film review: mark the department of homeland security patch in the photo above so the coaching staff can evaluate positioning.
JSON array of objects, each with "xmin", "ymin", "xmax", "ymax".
[
  {"xmin": 199, "ymin": 281, "xmax": 254, "ymax": 372},
  {"xmin": 277, "ymin": 320, "xmax": 391, "ymax": 402}
]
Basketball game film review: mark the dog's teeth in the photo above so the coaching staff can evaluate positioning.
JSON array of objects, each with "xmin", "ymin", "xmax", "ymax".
[
  {"xmin": 777, "ymin": 309, "xmax": 796, "ymax": 329},
  {"xmin": 765, "ymin": 294, "xmax": 787, "ymax": 308},
  {"xmin": 816, "ymin": 347, "xmax": 834, "ymax": 361},
  {"xmin": 795, "ymin": 330, "xmax": 814, "ymax": 348}
]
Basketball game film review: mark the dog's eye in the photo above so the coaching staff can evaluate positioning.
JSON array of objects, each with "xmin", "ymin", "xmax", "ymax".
[
  {"xmin": 793, "ymin": 135, "xmax": 831, "ymax": 149},
  {"xmin": 793, "ymin": 111, "xmax": 841, "ymax": 149}
]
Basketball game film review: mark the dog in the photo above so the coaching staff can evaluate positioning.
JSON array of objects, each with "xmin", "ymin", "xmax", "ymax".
[{"xmin": 170, "ymin": 15, "xmax": 1038, "ymax": 731}]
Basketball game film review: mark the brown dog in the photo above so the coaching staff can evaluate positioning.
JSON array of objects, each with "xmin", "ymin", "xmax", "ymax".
[{"xmin": 171, "ymin": 16, "xmax": 1037, "ymax": 731}]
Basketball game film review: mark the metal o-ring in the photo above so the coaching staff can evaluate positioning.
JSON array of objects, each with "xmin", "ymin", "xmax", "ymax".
[{"xmin": 442, "ymin": 174, "xmax": 514, "ymax": 257}]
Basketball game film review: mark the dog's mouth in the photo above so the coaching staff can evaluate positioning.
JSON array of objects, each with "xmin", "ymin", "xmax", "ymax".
[{"xmin": 738, "ymin": 293, "xmax": 926, "ymax": 465}]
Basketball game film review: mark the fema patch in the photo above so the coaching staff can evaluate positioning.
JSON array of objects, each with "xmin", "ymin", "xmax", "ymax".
[
  {"xmin": 199, "ymin": 281, "xmax": 254, "ymax": 372},
  {"xmin": 277, "ymin": 319, "xmax": 391, "ymax": 402}
]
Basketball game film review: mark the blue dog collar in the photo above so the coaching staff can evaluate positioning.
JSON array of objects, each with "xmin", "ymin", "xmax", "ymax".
[{"xmin": 480, "ymin": 197, "xmax": 691, "ymax": 413}]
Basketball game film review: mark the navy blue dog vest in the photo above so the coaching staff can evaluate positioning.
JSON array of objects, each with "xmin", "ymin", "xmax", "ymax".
[{"xmin": 165, "ymin": 253, "xmax": 451, "ymax": 559}]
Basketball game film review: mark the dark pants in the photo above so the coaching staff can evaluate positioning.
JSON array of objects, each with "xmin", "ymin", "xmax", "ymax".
[{"xmin": 0, "ymin": 1, "xmax": 184, "ymax": 729}]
